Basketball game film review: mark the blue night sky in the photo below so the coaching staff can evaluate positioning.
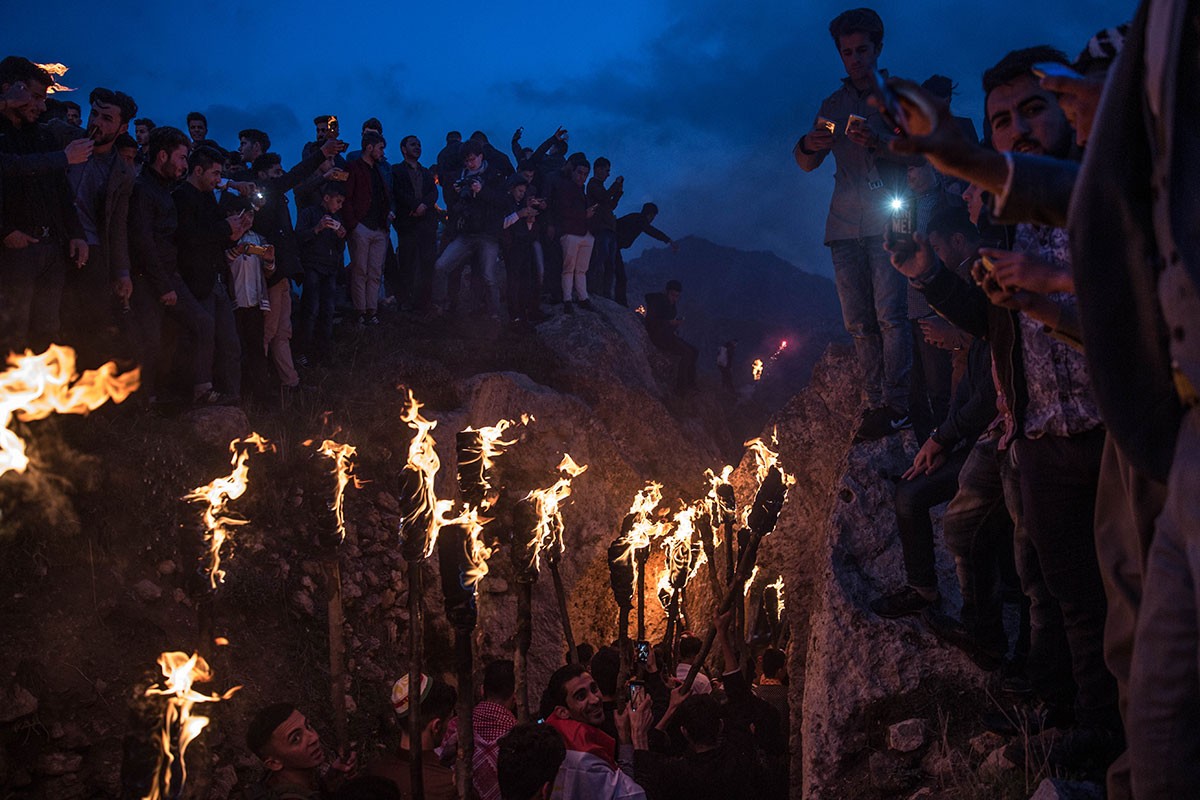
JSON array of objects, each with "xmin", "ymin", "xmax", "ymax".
[{"xmin": 19, "ymin": 0, "xmax": 1131, "ymax": 277}]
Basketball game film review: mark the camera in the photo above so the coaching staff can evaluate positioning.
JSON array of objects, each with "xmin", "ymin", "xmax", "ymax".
[
  {"xmin": 454, "ymin": 176, "xmax": 480, "ymax": 196},
  {"xmin": 635, "ymin": 640, "xmax": 650, "ymax": 663}
]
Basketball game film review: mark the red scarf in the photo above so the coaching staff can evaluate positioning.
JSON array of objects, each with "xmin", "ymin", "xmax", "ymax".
[{"xmin": 544, "ymin": 715, "xmax": 617, "ymax": 770}]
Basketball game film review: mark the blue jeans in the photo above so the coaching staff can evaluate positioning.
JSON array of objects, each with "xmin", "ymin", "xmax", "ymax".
[
  {"xmin": 300, "ymin": 270, "xmax": 338, "ymax": 347},
  {"xmin": 432, "ymin": 233, "xmax": 500, "ymax": 316},
  {"xmin": 829, "ymin": 236, "xmax": 910, "ymax": 410}
]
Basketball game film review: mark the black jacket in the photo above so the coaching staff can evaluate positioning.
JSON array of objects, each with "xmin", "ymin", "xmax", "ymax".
[
  {"xmin": 251, "ymin": 148, "xmax": 327, "ymax": 284},
  {"xmin": 446, "ymin": 163, "xmax": 508, "ymax": 238},
  {"xmin": 295, "ymin": 205, "xmax": 346, "ymax": 276},
  {"xmin": 172, "ymin": 181, "xmax": 234, "ymax": 300},
  {"xmin": 390, "ymin": 160, "xmax": 439, "ymax": 235},
  {"xmin": 931, "ymin": 337, "xmax": 997, "ymax": 451},
  {"xmin": 0, "ymin": 118, "xmax": 84, "ymax": 243},
  {"xmin": 128, "ymin": 167, "xmax": 180, "ymax": 298}
]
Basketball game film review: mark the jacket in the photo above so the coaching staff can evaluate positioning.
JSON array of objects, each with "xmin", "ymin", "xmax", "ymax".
[
  {"xmin": 587, "ymin": 176, "xmax": 622, "ymax": 233},
  {"xmin": 295, "ymin": 204, "xmax": 346, "ymax": 276},
  {"xmin": 343, "ymin": 157, "xmax": 392, "ymax": 233},
  {"xmin": 128, "ymin": 167, "xmax": 180, "ymax": 298},
  {"xmin": 553, "ymin": 179, "xmax": 591, "ymax": 238},
  {"xmin": 931, "ymin": 337, "xmax": 997, "ymax": 451},
  {"xmin": 617, "ymin": 212, "xmax": 671, "ymax": 250},
  {"xmin": 390, "ymin": 160, "xmax": 439, "ymax": 234},
  {"xmin": 445, "ymin": 163, "xmax": 508, "ymax": 239},
  {"xmin": 545, "ymin": 716, "xmax": 645, "ymax": 800},
  {"xmin": 0, "ymin": 118, "xmax": 85, "ymax": 243},
  {"xmin": 172, "ymin": 181, "xmax": 235, "ymax": 300},
  {"xmin": 251, "ymin": 147, "xmax": 328, "ymax": 284}
]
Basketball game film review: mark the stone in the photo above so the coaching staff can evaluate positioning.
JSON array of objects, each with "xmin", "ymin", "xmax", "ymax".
[
  {"xmin": 156, "ymin": 559, "xmax": 177, "ymax": 576},
  {"xmin": 484, "ymin": 577, "xmax": 509, "ymax": 593},
  {"xmin": 868, "ymin": 750, "xmax": 919, "ymax": 794},
  {"xmin": 969, "ymin": 731, "xmax": 1005, "ymax": 757},
  {"xmin": 184, "ymin": 406, "xmax": 251, "ymax": 449},
  {"xmin": 291, "ymin": 590, "xmax": 315, "ymax": 616},
  {"xmin": 132, "ymin": 579, "xmax": 162, "ymax": 602},
  {"xmin": 376, "ymin": 491, "xmax": 400, "ymax": 513},
  {"xmin": 907, "ymin": 789, "xmax": 934, "ymax": 800},
  {"xmin": 978, "ymin": 746, "xmax": 1017, "ymax": 780},
  {"xmin": 1028, "ymin": 778, "xmax": 1104, "ymax": 800},
  {"xmin": 0, "ymin": 683, "xmax": 38, "ymax": 722},
  {"xmin": 35, "ymin": 752, "xmax": 83, "ymax": 776},
  {"xmin": 888, "ymin": 718, "xmax": 926, "ymax": 753}
]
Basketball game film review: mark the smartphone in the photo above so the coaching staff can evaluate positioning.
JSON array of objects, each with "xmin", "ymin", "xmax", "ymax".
[
  {"xmin": 980, "ymin": 254, "xmax": 998, "ymax": 273},
  {"xmin": 635, "ymin": 640, "xmax": 650, "ymax": 663},
  {"xmin": 1032, "ymin": 62, "xmax": 1082, "ymax": 81},
  {"xmin": 845, "ymin": 114, "xmax": 867, "ymax": 135},
  {"xmin": 817, "ymin": 116, "xmax": 836, "ymax": 134},
  {"xmin": 628, "ymin": 680, "xmax": 645, "ymax": 702}
]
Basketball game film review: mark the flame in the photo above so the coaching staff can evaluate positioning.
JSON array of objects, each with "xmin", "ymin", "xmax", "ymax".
[
  {"xmin": 524, "ymin": 454, "xmax": 588, "ymax": 571},
  {"xmin": 0, "ymin": 345, "xmax": 139, "ymax": 477},
  {"xmin": 744, "ymin": 564, "xmax": 760, "ymax": 597},
  {"xmin": 634, "ymin": 305, "xmax": 646, "ymax": 317},
  {"xmin": 751, "ymin": 359, "xmax": 764, "ymax": 381},
  {"xmin": 656, "ymin": 505, "xmax": 706, "ymax": 598},
  {"xmin": 142, "ymin": 651, "xmax": 240, "ymax": 800},
  {"xmin": 613, "ymin": 482, "xmax": 669, "ymax": 591},
  {"xmin": 399, "ymin": 389, "xmax": 440, "ymax": 558},
  {"xmin": 310, "ymin": 438, "xmax": 364, "ymax": 542},
  {"xmin": 461, "ymin": 419, "xmax": 521, "ymax": 506},
  {"xmin": 768, "ymin": 575, "xmax": 785, "ymax": 614},
  {"xmin": 437, "ymin": 502, "xmax": 493, "ymax": 586},
  {"xmin": 183, "ymin": 433, "xmax": 272, "ymax": 588},
  {"xmin": 34, "ymin": 63, "xmax": 74, "ymax": 93}
]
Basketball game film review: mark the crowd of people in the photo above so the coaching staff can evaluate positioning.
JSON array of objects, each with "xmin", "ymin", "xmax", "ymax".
[
  {"xmin": 243, "ymin": 618, "xmax": 790, "ymax": 800},
  {"xmin": 0, "ymin": 55, "xmax": 683, "ymax": 408},
  {"xmin": 791, "ymin": 4, "xmax": 1197, "ymax": 799}
]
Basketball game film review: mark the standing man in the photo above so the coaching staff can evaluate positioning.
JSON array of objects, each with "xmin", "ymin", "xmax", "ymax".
[
  {"xmin": 587, "ymin": 157, "xmax": 623, "ymax": 298},
  {"xmin": 391, "ymin": 135, "xmax": 439, "ymax": 312},
  {"xmin": 343, "ymin": 131, "xmax": 391, "ymax": 326},
  {"xmin": 793, "ymin": 7, "xmax": 912, "ymax": 442},
  {"xmin": 644, "ymin": 280, "xmax": 698, "ymax": 396},
  {"xmin": 185, "ymin": 112, "xmax": 207, "ymax": 146},
  {"xmin": 614, "ymin": 203, "xmax": 678, "ymax": 307}
]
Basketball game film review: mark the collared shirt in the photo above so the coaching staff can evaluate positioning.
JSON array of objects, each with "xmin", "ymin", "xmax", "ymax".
[
  {"xmin": 68, "ymin": 148, "xmax": 117, "ymax": 246},
  {"xmin": 1013, "ymin": 223, "xmax": 1103, "ymax": 439}
]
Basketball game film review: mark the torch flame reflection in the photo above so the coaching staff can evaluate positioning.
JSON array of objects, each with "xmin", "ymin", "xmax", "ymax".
[
  {"xmin": 142, "ymin": 651, "xmax": 240, "ymax": 800},
  {"xmin": 184, "ymin": 433, "xmax": 272, "ymax": 588},
  {"xmin": 0, "ymin": 344, "xmax": 139, "ymax": 477}
]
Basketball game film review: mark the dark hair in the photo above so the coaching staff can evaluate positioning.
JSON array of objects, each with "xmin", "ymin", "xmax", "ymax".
[
  {"xmin": 252, "ymin": 153, "xmax": 282, "ymax": 174},
  {"xmin": 675, "ymin": 695, "xmax": 722, "ymax": 747},
  {"xmin": 575, "ymin": 643, "xmax": 595, "ymax": 666},
  {"xmin": 678, "ymin": 633, "xmax": 700, "ymax": 658},
  {"xmin": 400, "ymin": 134, "xmax": 419, "ymax": 149},
  {"xmin": 115, "ymin": 132, "xmax": 138, "ymax": 150},
  {"xmin": 926, "ymin": 205, "xmax": 980, "ymax": 242},
  {"xmin": 1074, "ymin": 24, "xmax": 1130, "ymax": 76},
  {"xmin": 589, "ymin": 648, "xmax": 620, "ymax": 696},
  {"xmin": 642, "ymin": 202, "xmax": 659, "ymax": 216},
  {"xmin": 423, "ymin": 680, "xmax": 457, "ymax": 722},
  {"xmin": 186, "ymin": 111, "xmax": 207, "ymax": 125},
  {"xmin": 828, "ymin": 8, "xmax": 884, "ymax": 50},
  {"xmin": 921, "ymin": 75, "xmax": 956, "ymax": 100},
  {"xmin": 497, "ymin": 723, "xmax": 566, "ymax": 800},
  {"xmin": 446, "ymin": 130, "xmax": 462, "ymax": 143},
  {"xmin": 89, "ymin": 88, "xmax": 138, "ymax": 124},
  {"xmin": 239, "ymin": 128, "xmax": 271, "ymax": 152},
  {"xmin": 134, "ymin": 117, "xmax": 155, "ymax": 130},
  {"xmin": 246, "ymin": 702, "xmax": 295, "ymax": 758},
  {"xmin": 469, "ymin": 130, "xmax": 489, "ymax": 143},
  {"xmin": 460, "ymin": 140, "xmax": 485, "ymax": 158},
  {"xmin": 982, "ymin": 46, "xmax": 1070, "ymax": 98},
  {"xmin": 593, "ymin": 157, "xmax": 611, "ymax": 170},
  {"xmin": 537, "ymin": 664, "xmax": 589, "ymax": 721},
  {"xmin": 62, "ymin": 100, "xmax": 81, "ymax": 114},
  {"xmin": 361, "ymin": 131, "xmax": 385, "ymax": 149},
  {"xmin": 42, "ymin": 98, "xmax": 68, "ymax": 121},
  {"xmin": 0, "ymin": 56, "xmax": 53, "ymax": 89},
  {"xmin": 314, "ymin": 114, "xmax": 335, "ymax": 126},
  {"xmin": 761, "ymin": 648, "xmax": 786, "ymax": 679},
  {"xmin": 332, "ymin": 776, "xmax": 403, "ymax": 800},
  {"xmin": 146, "ymin": 126, "xmax": 190, "ymax": 164},
  {"xmin": 565, "ymin": 151, "xmax": 589, "ymax": 167},
  {"xmin": 188, "ymin": 145, "xmax": 225, "ymax": 173},
  {"xmin": 362, "ymin": 117, "xmax": 383, "ymax": 134},
  {"xmin": 320, "ymin": 181, "xmax": 346, "ymax": 198},
  {"xmin": 483, "ymin": 660, "xmax": 517, "ymax": 700}
]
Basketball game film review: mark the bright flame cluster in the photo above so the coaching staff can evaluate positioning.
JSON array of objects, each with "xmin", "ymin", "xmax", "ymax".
[
  {"xmin": 751, "ymin": 359, "xmax": 764, "ymax": 382},
  {"xmin": 656, "ymin": 505, "xmax": 707, "ymax": 598},
  {"xmin": 142, "ymin": 651, "xmax": 240, "ymax": 800},
  {"xmin": 35, "ymin": 62, "xmax": 74, "ymax": 93},
  {"xmin": 399, "ymin": 389, "xmax": 441, "ymax": 558},
  {"xmin": 525, "ymin": 454, "xmax": 589, "ymax": 571},
  {"xmin": 0, "ymin": 344, "xmax": 139, "ymax": 477},
  {"xmin": 311, "ymin": 439, "xmax": 365, "ymax": 542},
  {"xmin": 184, "ymin": 433, "xmax": 272, "ymax": 588},
  {"xmin": 461, "ymin": 418, "xmax": 520, "ymax": 508}
]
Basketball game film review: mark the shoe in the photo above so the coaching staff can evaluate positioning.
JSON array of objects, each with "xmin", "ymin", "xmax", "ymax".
[
  {"xmin": 194, "ymin": 389, "xmax": 240, "ymax": 407},
  {"xmin": 870, "ymin": 586, "xmax": 937, "ymax": 619},
  {"xmin": 577, "ymin": 299, "xmax": 597, "ymax": 312},
  {"xmin": 922, "ymin": 608, "xmax": 1004, "ymax": 671},
  {"xmin": 886, "ymin": 408, "xmax": 912, "ymax": 433},
  {"xmin": 982, "ymin": 701, "xmax": 1074, "ymax": 737},
  {"xmin": 562, "ymin": 301, "xmax": 574, "ymax": 315},
  {"xmin": 295, "ymin": 353, "xmax": 310, "ymax": 368},
  {"xmin": 365, "ymin": 313, "xmax": 380, "ymax": 325}
]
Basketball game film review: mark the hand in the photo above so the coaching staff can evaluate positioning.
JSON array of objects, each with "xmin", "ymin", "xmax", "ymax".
[
  {"xmin": 1040, "ymin": 73, "xmax": 1105, "ymax": 147},
  {"xmin": 804, "ymin": 121, "xmax": 835, "ymax": 153},
  {"xmin": 260, "ymin": 244, "xmax": 275, "ymax": 261},
  {"xmin": 229, "ymin": 181, "xmax": 257, "ymax": 196},
  {"xmin": 227, "ymin": 211, "xmax": 252, "ymax": 240},
  {"xmin": 845, "ymin": 123, "xmax": 880, "ymax": 150},
  {"xmin": 977, "ymin": 247, "xmax": 1073, "ymax": 295},
  {"xmin": 413, "ymin": 203, "xmax": 427, "ymax": 217},
  {"xmin": 64, "ymin": 138, "xmax": 94, "ymax": 165},
  {"xmin": 628, "ymin": 690, "xmax": 654, "ymax": 748},
  {"xmin": 113, "ymin": 276, "xmax": 133, "ymax": 303},
  {"xmin": 614, "ymin": 702, "xmax": 632, "ymax": 744},
  {"xmin": 971, "ymin": 259, "xmax": 1033, "ymax": 311},
  {"xmin": 903, "ymin": 437, "xmax": 946, "ymax": 480},
  {"xmin": 3, "ymin": 230, "xmax": 39, "ymax": 249},
  {"xmin": 554, "ymin": 126, "xmax": 568, "ymax": 141},
  {"xmin": 70, "ymin": 239, "xmax": 89, "ymax": 268},
  {"xmin": 665, "ymin": 683, "xmax": 690, "ymax": 714},
  {"xmin": 320, "ymin": 138, "xmax": 344, "ymax": 159},
  {"xmin": 329, "ymin": 749, "xmax": 358, "ymax": 776},
  {"xmin": 159, "ymin": 290, "xmax": 178, "ymax": 307},
  {"xmin": 512, "ymin": 127, "xmax": 523, "ymax": 142},
  {"xmin": 1, "ymin": 81, "xmax": 31, "ymax": 111},
  {"xmin": 919, "ymin": 316, "xmax": 969, "ymax": 352},
  {"xmin": 715, "ymin": 608, "xmax": 733, "ymax": 634},
  {"xmin": 586, "ymin": 204, "xmax": 598, "ymax": 219},
  {"xmin": 884, "ymin": 230, "xmax": 937, "ymax": 279},
  {"xmin": 328, "ymin": 168, "xmax": 349, "ymax": 181}
]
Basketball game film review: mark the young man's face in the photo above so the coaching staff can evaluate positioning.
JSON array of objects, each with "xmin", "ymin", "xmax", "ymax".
[
  {"xmin": 667, "ymin": 289, "xmax": 681, "ymax": 304},
  {"xmin": 837, "ymin": 31, "xmax": 880, "ymax": 85},
  {"xmin": 559, "ymin": 673, "xmax": 604, "ymax": 726},
  {"xmin": 239, "ymin": 137, "xmax": 262, "ymax": 163},
  {"xmin": 3, "ymin": 79, "xmax": 48, "ymax": 125},
  {"xmin": 158, "ymin": 144, "xmax": 190, "ymax": 180},
  {"xmin": 188, "ymin": 118, "xmax": 207, "ymax": 142},
  {"xmin": 463, "ymin": 152, "xmax": 484, "ymax": 172},
  {"xmin": 65, "ymin": 105, "xmax": 82, "ymax": 127},
  {"xmin": 368, "ymin": 141, "xmax": 386, "ymax": 161},
  {"xmin": 906, "ymin": 162, "xmax": 936, "ymax": 194},
  {"xmin": 511, "ymin": 183, "xmax": 527, "ymax": 203},
  {"xmin": 135, "ymin": 124, "xmax": 151, "ymax": 146},
  {"xmin": 316, "ymin": 120, "xmax": 331, "ymax": 141},
  {"xmin": 193, "ymin": 161, "xmax": 224, "ymax": 191},
  {"xmin": 928, "ymin": 230, "xmax": 969, "ymax": 269},
  {"xmin": 961, "ymin": 182, "xmax": 984, "ymax": 225},
  {"xmin": 88, "ymin": 101, "xmax": 123, "ymax": 146},
  {"xmin": 322, "ymin": 193, "xmax": 345, "ymax": 214},
  {"xmin": 986, "ymin": 73, "xmax": 1072, "ymax": 158},
  {"xmin": 402, "ymin": 137, "xmax": 422, "ymax": 161},
  {"xmin": 571, "ymin": 164, "xmax": 589, "ymax": 187},
  {"xmin": 262, "ymin": 710, "xmax": 324, "ymax": 772},
  {"xmin": 593, "ymin": 163, "xmax": 610, "ymax": 182}
]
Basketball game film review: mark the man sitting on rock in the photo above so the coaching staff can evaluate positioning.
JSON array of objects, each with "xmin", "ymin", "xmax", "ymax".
[
  {"xmin": 644, "ymin": 280, "xmax": 698, "ymax": 396},
  {"xmin": 537, "ymin": 663, "xmax": 645, "ymax": 800},
  {"xmin": 245, "ymin": 702, "xmax": 357, "ymax": 799}
]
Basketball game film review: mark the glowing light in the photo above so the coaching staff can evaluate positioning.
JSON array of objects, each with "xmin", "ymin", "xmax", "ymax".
[
  {"xmin": 398, "ymin": 389, "xmax": 440, "ymax": 559},
  {"xmin": 768, "ymin": 575, "xmax": 785, "ymax": 614},
  {"xmin": 308, "ymin": 438, "xmax": 365, "ymax": 542},
  {"xmin": 744, "ymin": 564, "xmax": 760, "ymax": 596},
  {"xmin": 34, "ymin": 62, "xmax": 74, "ymax": 93},
  {"xmin": 0, "ymin": 344, "xmax": 139, "ymax": 477},
  {"xmin": 525, "ymin": 454, "xmax": 589, "ymax": 571},
  {"xmin": 890, "ymin": 197, "xmax": 905, "ymax": 211},
  {"xmin": 142, "ymin": 651, "xmax": 240, "ymax": 800},
  {"xmin": 751, "ymin": 359, "xmax": 764, "ymax": 381},
  {"xmin": 183, "ymin": 433, "xmax": 273, "ymax": 588}
]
